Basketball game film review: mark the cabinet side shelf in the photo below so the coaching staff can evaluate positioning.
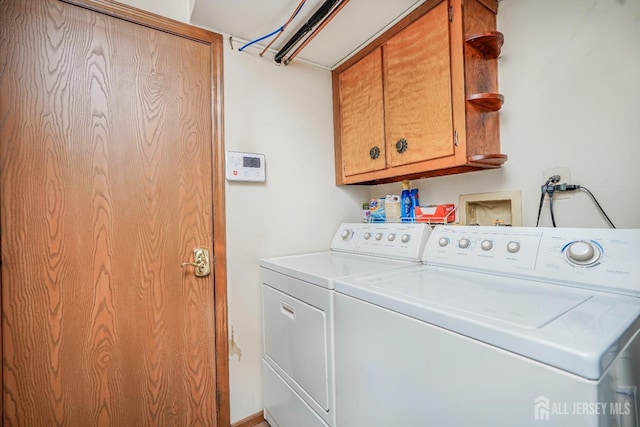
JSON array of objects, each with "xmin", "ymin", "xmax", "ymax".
[
  {"xmin": 465, "ymin": 31, "xmax": 504, "ymax": 58},
  {"xmin": 467, "ymin": 93, "xmax": 504, "ymax": 111},
  {"xmin": 467, "ymin": 153, "xmax": 508, "ymax": 167}
]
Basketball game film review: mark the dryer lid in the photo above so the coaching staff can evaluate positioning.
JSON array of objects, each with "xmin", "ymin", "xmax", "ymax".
[{"xmin": 260, "ymin": 251, "xmax": 414, "ymax": 289}]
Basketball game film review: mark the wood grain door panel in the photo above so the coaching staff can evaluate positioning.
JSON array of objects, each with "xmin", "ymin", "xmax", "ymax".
[
  {"xmin": 0, "ymin": 0, "xmax": 224, "ymax": 425},
  {"xmin": 339, "ymin": 48, "xmax": 386, "ymax": 177},
  {"xmin": 385, "ymin": 1, "xmax": 454, "ymax": 167}
]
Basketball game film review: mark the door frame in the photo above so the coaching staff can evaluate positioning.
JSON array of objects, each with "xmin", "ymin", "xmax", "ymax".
[{"xmin": 1, "ymin": 0, "xmax": 230, "ymax": 424}]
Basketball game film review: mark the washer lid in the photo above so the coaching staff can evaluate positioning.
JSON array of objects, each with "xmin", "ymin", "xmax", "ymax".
[
  {"xmin": 371, "ymin": 268, "xmax": 590, "ymax": 329},
  {"xmin": 260, "ymin": 252, "xmax": 414, "ymax": 289},
  {"xmin": 335, "ymin": 265, "xmax": 640, "ymax": 379}
]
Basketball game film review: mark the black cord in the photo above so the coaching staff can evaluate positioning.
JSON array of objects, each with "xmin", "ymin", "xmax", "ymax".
[
  {"xmin": 548, "ymin": 192, "xmax": 557, "ymax": 227},
  {"xmin": 537, "ymin": 182, "xmax": 616, "ymax": 229},
  {"xmin": 535, "ymin": 191, "xmax": 545, "ymax": 227},
  {"xmin": 536, "ymin": 175, "xmax": 560, "ymax": 227},
  {"xmin": 580, "ymin": 186, "xmax": 616, "ymax": 229}
]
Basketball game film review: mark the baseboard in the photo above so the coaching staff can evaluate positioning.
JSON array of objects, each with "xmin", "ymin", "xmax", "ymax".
[{"xmin": 231, "ymin": 411, "xmax": 265, "ymax": 427}]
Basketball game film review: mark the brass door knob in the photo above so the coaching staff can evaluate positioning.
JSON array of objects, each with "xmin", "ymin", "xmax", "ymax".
[{"xmin": 181, "ymin": 248, "xmax": 211, "ymax": 277}]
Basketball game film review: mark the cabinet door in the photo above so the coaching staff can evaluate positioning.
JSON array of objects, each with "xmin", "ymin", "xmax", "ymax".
[
  {"xmin": 339, "ymin": 48, "xmax": 385, "ymax": 177},
  {"xmin": 386, "ymin": 1, "xmax": 454, "ymax": 168}
]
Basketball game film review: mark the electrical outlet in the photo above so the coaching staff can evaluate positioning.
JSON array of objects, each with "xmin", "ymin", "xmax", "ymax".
[{"xmin": 543, "ymin": 167, "xmax": 571, "ymax": 200}]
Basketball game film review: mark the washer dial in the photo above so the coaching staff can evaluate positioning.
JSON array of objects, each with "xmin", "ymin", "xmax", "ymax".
[
  {"xmin": 341, "ymin": 229, "xmax": 354, "ymax": 241},
  {"xmin": 565, "ymin": 240, "xmax": 601, "ymax": 266},
  {"xmin": 481, "ymin": 240, "xmax": 493, "ymax": 251},
  {"xmin": 507, "ymin": 241, "xmax": 520, "ymax": 253}
]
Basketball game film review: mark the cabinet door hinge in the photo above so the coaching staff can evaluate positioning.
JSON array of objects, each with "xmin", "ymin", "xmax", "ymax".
[
  {"xmin": 448, "ymin": 6, "xmax": 453, "ymax": 22},
  {"xmin": 454, "ymin": 130, "xmax": 459, "ymax": 147}
]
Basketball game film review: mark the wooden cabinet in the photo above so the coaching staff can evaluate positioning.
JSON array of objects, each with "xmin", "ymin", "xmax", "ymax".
[{"xmin": 332, "ymin": 0, "xmax": 507, "ymax": 185}]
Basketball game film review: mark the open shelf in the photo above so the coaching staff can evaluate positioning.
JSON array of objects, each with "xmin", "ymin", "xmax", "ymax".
[
  {"xmin": 467, "ymin": 153, "xmax": 508, "ymax": 167},
  {"xmin": 467, "ymin": 93, "xmax": 504, "ymax": 111},
  {"xmin": 465, "ymin": 31, "xmax": 504, "ymax": 58}
]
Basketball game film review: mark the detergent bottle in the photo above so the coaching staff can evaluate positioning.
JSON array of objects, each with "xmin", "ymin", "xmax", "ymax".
[
  {"xmin": 410, "ymin": 188, "xmax": 420, "ymax": 218},
  {"xmin": 400, "ymin": 180, "xmax": 412, "ymax": 221},
  {"xmin": 385, "ymin": 195, "xmax": 401, "ymax": 222}
]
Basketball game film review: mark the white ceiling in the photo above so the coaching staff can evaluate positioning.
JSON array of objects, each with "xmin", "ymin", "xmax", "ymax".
[{"xmin": 190, "ymin": 0, "xmax": 427, "ymax": 69}]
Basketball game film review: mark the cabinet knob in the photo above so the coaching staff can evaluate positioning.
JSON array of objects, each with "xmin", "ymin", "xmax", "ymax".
[
  {"xmin": 395, "ymin": 138, "xmax": 408, "ymax": 154},
  {"xmin": 369, "ymin": 146, "xmax": 381, "ymax": 160}
]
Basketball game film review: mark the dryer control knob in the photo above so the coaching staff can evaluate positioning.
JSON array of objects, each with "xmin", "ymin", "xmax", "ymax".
[
  {"xmin": 481, "ymin": 240, "xmax": 493, "ymax": 251},
  {"xmin": 401, "ymin": 234, "xmax": 411, "ymax": 244},
  {"xmin": 507, "ymin": 241, "xmax": 520, "ymax": 253},
  {"xmin": 566, "ymin": 241, "xmax": 597, "ymax": 263},
  {"xmin": 458, "ymin": 238, "xmax": 470, "ymax": 249},
  {"xmin": 387, "ymin": 233, "xmax": 396, "ymax": 242},
  {"xmin": 341, "ymin": 229, "xmax": 354, "ymax": 240},
  {"xmin": 364, "ymin": 232, "xmax": 372, "ymax": 240},
  {"xmin": 438, "ymin": 237, "xmax": 450, "ymax": 247},
  {"xmin": 375, "ymin": 233, "xmax": 383, "ymax": 241}
]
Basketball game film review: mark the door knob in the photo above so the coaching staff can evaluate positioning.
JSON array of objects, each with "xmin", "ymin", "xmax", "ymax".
[{"xmin": 181, "ymin": 248, "xmax": 211, "ymax": 277}]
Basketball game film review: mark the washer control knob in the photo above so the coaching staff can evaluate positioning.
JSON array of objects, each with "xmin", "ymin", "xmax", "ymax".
[
  {"xmin": 438, "ymin": 237, "xmax": 450, "ymax": 247},
  {"xmin": 364, "ymin": 232, "xmax": 372, "ymax": 240},
  {"xmin": 401, "ymin": 234, "xmax": 411, "ymax": 244},
  {"xmin": 481, "ymin": 240, "xmax": 493, "ymax": 251},
  {"xmin": 375, "ymin": 233, "xmax": 383, "ymax": 241},
  {"xmin": 566, "ymin": 241, "xmax": 596, "ymax": 263},
  {"xmin": 341, "ymin": 229, "xmax": 354, "ymax": 240},
  {"xmin": 458, "ymin": 238, "xmax": 471, "ymax": 249},
  {"xmin": 387, "ymin": 233, "xmax": 396, "ymax": 242},
  {"xmin": 507, "ymin": 241, "xmax": 520, "ymax": 253}
]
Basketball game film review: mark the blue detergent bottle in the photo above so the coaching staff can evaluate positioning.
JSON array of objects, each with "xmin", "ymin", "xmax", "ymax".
[
  {"xmin": 401, "ymin": 180, "xmax": 412, "ymax": 221},
  {"xmin": 410, "ymin": 188, "xmax": 420, "ymax": 219}
]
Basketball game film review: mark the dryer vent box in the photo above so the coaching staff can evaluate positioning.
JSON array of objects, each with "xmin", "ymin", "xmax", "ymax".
[{"xmin": 458, "ymin": 191, "xmax": 522, "ymax": 226}]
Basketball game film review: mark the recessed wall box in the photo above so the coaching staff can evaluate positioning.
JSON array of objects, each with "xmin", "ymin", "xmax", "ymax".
[{"xmin": 458, "ymin": 190, "xmax": 522, "ymax": 226}]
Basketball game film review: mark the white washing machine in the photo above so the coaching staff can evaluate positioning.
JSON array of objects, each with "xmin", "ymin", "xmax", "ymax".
[
  {"xmin": 260, "ymin": 222, "xmax": 432, "ymax": 427},
  {"xmin": 335, "ymin": 225, "xmax": 640, "ymax": 427}
]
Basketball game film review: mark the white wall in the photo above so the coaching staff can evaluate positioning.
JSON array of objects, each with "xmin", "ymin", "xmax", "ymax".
[
  {"xmin": 372, "ymin": 0, "xmax": 640, "ymax": 229},
  {"xmin": 116, "ymin": 0, "xmax": 190, "ymax": 22}
]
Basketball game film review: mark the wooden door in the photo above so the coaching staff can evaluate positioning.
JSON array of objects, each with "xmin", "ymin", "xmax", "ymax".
[
  {"xmin": 385, "ymin": 1, "xmax": 454, "ymax": 168},
  {"xmin": 0, "ymin": 0, "xmax": 228, "ymax": 425},
  {"xmin": 338, "ymin": 48, "xmax": 386, "ymax": 177}
]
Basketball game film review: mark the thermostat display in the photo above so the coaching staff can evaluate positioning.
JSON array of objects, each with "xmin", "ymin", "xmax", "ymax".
[
  {"xmin": 243, "ymin": 156, "xmax": 260, "ymax": 168},
  {"xmin": 226, "ymin": 151, "xmax": 265, "ymax": 182}
]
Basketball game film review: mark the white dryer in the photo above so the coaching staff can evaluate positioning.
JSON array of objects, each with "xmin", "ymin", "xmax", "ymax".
[
  {"xmin": 260, "ymin": 222, "xmax": 431, "ymax": 427},
  {"xmin": 335, "ymin": 225, "xmax": 640, "ymax": 427}
]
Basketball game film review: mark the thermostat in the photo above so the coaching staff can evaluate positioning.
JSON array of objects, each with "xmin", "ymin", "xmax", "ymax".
[{"xmin": 225, "ymin": 151, "xmax": 266, "ymax": 182}]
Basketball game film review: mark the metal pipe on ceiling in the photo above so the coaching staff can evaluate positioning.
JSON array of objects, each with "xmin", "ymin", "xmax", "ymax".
[
  {"xmin": 259, "ymin": 0, "xmax": 307, "ymax": 57},
  {"xmin": 273, "ymin": 0, "xmax": 347, "ymax": 65},
  {"xmin": 282, "ymin": 0, "xmax": 350, "ymax": 65}
]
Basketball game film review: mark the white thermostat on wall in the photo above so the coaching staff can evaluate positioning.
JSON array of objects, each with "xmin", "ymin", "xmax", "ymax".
[{"xmin": 225, "ymin": 151, "xmax": 266, "ymax": 182}]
